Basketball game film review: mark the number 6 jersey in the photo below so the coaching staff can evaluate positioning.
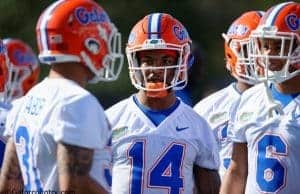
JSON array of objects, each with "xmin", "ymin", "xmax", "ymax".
[
  {"xmin": 230, "ymin": 83, "xmax": 300, "ymax": 194},
  {"xmin": 106, "ymin": 96, "xmax": 220, "ymax": 194}
]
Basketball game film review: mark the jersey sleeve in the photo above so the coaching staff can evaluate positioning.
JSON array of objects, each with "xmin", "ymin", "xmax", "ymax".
[
  {"xmin": 52, "ymin": 95, "xmax": 111, "ymax": 150},
  {"xmin": 105, "ymin": 98, "xmax": 128, "ymax": 128},
  {"xmin": 194, "ymin": 118, "xmax": 220, "ymax": 170},
  {"xmin": 193, "ymin": 97, "xmax": 213, "ymax": 117},
  {"xmin": 228, "ymin": 88, "xmax": 263, "ymax": 143}
]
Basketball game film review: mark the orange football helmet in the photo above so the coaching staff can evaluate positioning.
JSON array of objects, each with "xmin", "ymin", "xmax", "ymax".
[
  {"xmin": 36, "ymin": 0, "xmax": 123, "ymax": 83},
  {"xmin": 3, "ymin": 38, "xmax": 40, "ymax": 101},
  {"xmin": 0, "ymin": 39, "xmax": 9, "ymax": 101},
  {"xmin": 249, "ymin": 2, "xmax": 300, "ymax": 83},
  {"xmin": 222, "ymin": 11, "xmax": 264, "ymax": 85},
  {"xmin": 126, "ymin": 13, "xmax": 192, "ymax": 97}
]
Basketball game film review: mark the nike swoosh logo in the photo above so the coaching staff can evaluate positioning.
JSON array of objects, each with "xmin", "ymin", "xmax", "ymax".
[{"xmin": 176, "ymin": 126, "xmax": 189, "ymax": 131}]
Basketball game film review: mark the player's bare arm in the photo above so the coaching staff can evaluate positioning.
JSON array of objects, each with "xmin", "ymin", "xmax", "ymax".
[
  {"xmin": 220, "ymin": 142, "xmax": 248, "ymax": 194},
  {"xmin": 0, "ymin": 137, "xmax": 23, "ymax": 192},
  {"xmin": 194, "ymin": 165, "xmax": 220, "ymax": 194},
  {"xmin": 57, "ymin": 142, "xmax": 108, "ymax": 194}
]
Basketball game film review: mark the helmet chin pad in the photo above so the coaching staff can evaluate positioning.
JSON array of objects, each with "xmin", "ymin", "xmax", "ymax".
[{"xmin": 145, "ymin": 82, "xmax": 168, "ymax": 98}]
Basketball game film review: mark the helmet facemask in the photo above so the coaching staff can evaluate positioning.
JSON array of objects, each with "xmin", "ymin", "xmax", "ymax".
[
  {"xmin": 224, "ymin": 33, "xmax": 259, "ymax": 85},
  {"xmin": 3, "ymin": 38, "xmax": 40, "ymax": 101},
  {"xmin": 85, "ymin": 24, "xmax": 124, "ymax": 83},
  {"xmin": 127, "ymin": 39, "xmax": 189, "ymax": 97},
  {"xmin": 222, "ymin": 10, "xmax": 265, "ymax": 85},
  {"xmin": 7, "ymin": 67, "xmax": 30, "ymax": 100},
  {"xmin": 126, "ymin": 13, "xmax": 192, "ymax": 98},
  {"xmin": 249, "ymin": 26, "xmax": 300, "ymax": 83}
]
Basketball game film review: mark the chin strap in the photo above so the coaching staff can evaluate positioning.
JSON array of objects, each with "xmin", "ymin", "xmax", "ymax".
[
  {"xmin": 145, "ymin": 82, "xmax": 168, "ymax": 98},
  {"xmin": 263, "ymin": 81, "xmax": 284, "ymax": 118}
]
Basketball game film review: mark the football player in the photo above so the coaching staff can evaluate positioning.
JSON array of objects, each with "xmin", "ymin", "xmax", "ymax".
[
  {"xmin": 0, "ymin": 39, "xmax": 10, "ymax": 170},
  {"xmin": 4, "ymin": 38, "xmax": 40, "ymax": 102},
  {"xmin": 106, "ymin": 13, "xmax": 220, "ymax": 194},
  {"xmin": 193, "ymin": 11, "xmax": 264, "ymax": 179},
  {"xmin": 221, "ymin": 2, "xmax": 300, "ymax": 194},
  {"xmin": 0, "ymin": 39, "xmax": 39, "ymax": 170},
  {"xmin": 0, "ymin": 39, "xmax": 39, "ymax": 176},
  {"xmin": 0, "ymin": 0, "xmax": 123, "ymax": 193}
]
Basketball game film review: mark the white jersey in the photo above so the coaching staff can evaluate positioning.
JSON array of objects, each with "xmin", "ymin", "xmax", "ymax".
[
  {"xmin": 106, "ymin": 96, "xmax": 219, "ymax": 194},
  {"xmin": 4, "ymin": 98, "xmax": 23, "ymax": 137},
  {"xmin": 230, "ymin": 83, "xmax": 300, "ymax": 194},
  {"xmin": 0, "ymin": 101, "xmax": 11, "ymax": 136},
  {"xmin": 0, "ymin": 101, "xmax": 12, "ymax": 167},
  {"xmin": 4, "ymin": 78, "xmax": 111, "ymax": 192},
  {"xmin": 193, "ymin": 83, "xmax": 241, "ymax": 178}
]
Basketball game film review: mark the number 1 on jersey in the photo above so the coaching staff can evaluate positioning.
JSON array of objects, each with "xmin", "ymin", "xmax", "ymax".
[{"xmin": 128, "ymin": 140, "xmax": 145, "ymax": 194}]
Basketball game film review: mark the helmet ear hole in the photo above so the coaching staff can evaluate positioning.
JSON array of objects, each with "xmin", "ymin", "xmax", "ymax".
[{"xmin": 84, "ymin": 38, "xmax": 101, "ymax": 55}]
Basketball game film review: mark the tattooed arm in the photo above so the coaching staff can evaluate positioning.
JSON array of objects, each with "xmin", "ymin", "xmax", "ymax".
[
  {"xmin": 57, "ymin": 142, "xmax": 108, "ymax": 194},
  {"xmin": 0, "ymin": 137, "xmax": 24, "ymax": 192},
  {"xmin": 194, "ymin": 165, "xmax": 221, "ymax": 194}
]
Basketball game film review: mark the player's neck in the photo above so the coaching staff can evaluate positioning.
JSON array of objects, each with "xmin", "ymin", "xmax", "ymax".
[
  {"xmin": 235, "ymin": 81, "xmax": 253, "ymax": 94},
  {"xmin": 48, "ymin": 63, "xmax": 92, "ymax": 88},
  {"xmin": 276, "ymin": 75, "xmax": 300, "ymax": 94},
  {"xmin": 136, "ymin": 90, "xmax": 177, "ymax": 111}
]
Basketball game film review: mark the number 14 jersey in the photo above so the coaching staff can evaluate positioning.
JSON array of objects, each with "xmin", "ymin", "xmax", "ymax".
[{"xmin": 106, "ymin": 96, "xmax": 220, "ymax": 194}]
